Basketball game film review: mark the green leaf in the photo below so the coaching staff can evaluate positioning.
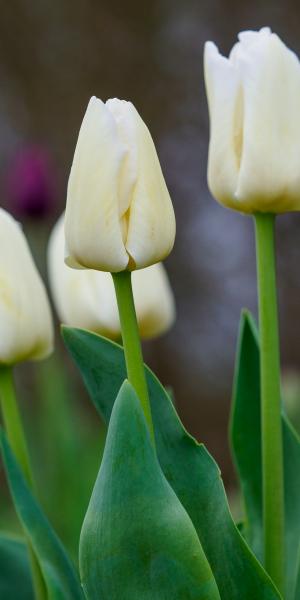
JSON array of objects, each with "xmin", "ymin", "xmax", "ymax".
[
  {"xmin": 0, "ymin": 533, "xmax": 34, "ymax": 599},
  {"xmin": 0, "ymin": 429, "xmax": 84, "ymax": 600},
  {"xmin": 231, "ymin": 310, "xmax": 300, "ymax": 600},
  {"xmin": 63, "ymin": 326, "xmax": 281, "ymax": 600},
  {"xmin": 230, "ymin": 312, "xmax": 262, "ymax": 560},
  {"xmin": 80, "ymin": 380, "xmax": 220, "ymax": 599},
  {"xmin": 293, "ymin": 550, "xmax": 300, "ymax": 600}
]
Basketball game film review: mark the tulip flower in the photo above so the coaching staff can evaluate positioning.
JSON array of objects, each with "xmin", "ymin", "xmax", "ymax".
[
  {"xmin": 48, "ymin": 214, "xmax": 175, "ymax": 340},
  {"xmin": 64, "ymin": 96, "xmax": 176, "ymax": 272},
  {"xmin": 204, "ymin": 27, "xmax": 300, "ymax": 593},
  {"xmin": 0, "ymin": 209, "xmax": 53, "ymax": 365},
  {"xmin": 204, "ymin": 27, "xmax": 300, "ymax": 214},
  {"xmin": 0, "ymin": 210, "xmax": 53, "ymax": 588}
]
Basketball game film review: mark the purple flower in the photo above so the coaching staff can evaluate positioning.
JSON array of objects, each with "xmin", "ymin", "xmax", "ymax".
[{"xmin": 6, "ymin": 146, "xmax": 56, "ymax": 219}]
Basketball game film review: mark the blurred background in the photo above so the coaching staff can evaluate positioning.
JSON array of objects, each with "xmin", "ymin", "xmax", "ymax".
[{"xmin": 1, "ymin": 0, "xmax": 300, "ymax": 558}]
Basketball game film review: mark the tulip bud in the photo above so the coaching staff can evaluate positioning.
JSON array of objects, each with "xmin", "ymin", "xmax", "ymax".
[
  {"xmin": 0, "ymin": 209, "xmax": 53, "ymax": 364},
  {"xmin": 48, "ymin": 214, "xmax": 175, "ymax": 339},
  {"xmin": 204, "ymin": 28, "xmax": 300, "ymax": 214},
  {"xmin": 65, "ymin": 97, "xmax": 176, "ymax": 272}
]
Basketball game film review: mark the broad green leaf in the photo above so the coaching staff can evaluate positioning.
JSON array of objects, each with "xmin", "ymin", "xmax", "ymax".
[
  {"xmin": 0, "ymin": 533, "xmax": 34, "ymax": 599},
  {"xmin": 0, "ymin": 429, "xmax": 84, "ymax": 600},
  {"xmin": 231, "ymin": 310, "xmax": 300, "ymax": 600},
  {"xmin": 80, "ymin": 380, "xmax": 220, "ymax": 599},
  {"xmin": 63, "ymin": 326, "xmax": 281, "ymax": 600}
]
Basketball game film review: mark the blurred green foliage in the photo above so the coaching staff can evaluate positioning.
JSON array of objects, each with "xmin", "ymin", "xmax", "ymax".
[{"xmin": 1, "ymin": 347, "xmax": 105, "ymax": 560}]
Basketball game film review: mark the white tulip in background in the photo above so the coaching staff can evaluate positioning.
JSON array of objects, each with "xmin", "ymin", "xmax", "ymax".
[
  {"xmin": 48, "ymin": 214, "xmax": 175, "ymax": 340},
  {"xmin": 0, "ymin": 209, "xmax": 53, "ymax": 364},
  {"xmin": 65, "ymin": 97, "xmax": 176, "ymax": 272},
  {"xmin": 205, "ymin": 27, "xmax": 300, "ymax": 213}
]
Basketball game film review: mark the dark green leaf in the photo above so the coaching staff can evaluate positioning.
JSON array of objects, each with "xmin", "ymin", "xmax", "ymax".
[
  {"xmin": 293, "ymin": 551, "xmax": 300, "ymax": 600},
  {"xmin": 0, "ymin": 429, "xmax": 84, "ymax": 600},
  {"xmin": 231, "ymin": 310, "xmax": 300, "ymax": 600},
  {"xmin": 63, "ymin": 326, "xmax": 281, "ymax": 600},
  {"xmin": 230, "ymin": 311, "xmax": 262, "ymax": 560},
  {"xmin": 0, "ymin": 533, "xmax": 34, "ymax": 599},
  {"xmin": 80, "ymin": 380, "xmax": 220, "ymax": 599}
]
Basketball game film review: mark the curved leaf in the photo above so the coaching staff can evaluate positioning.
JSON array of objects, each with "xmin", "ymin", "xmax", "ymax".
[
  {"xmin": 0, "ymin": 429, "xmax": 84, "ymax": 600},
  {"xmin": 231, "ymin": 310, "xmax": 300, "ymax": 600},
  {"xmin": 63, "ymin": 326, "xmax": 281, "ymax": 600},
  {"xmin": 0, "ymin": 533, "xmax": 34, "ymax": 599},
  {"xmin": 80, "ymin": 380, "xmax": 220, "ymax": 599}
]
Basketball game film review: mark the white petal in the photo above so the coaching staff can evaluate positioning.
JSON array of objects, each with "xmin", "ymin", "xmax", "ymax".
[
  {"xmin": 235, "ymin": 32, "xmax": 300, "ymax": 211},
  {"xmin": 124, "ymin": 103, "xmax": 176, "ymax": 269},
  {"xmin": 204, "ymin": 41, "xmax": 241, "ymax": 209},
  {"xmin": 65, "ymin": 97, "xmax": 129, "ymax": 272},
  {"xmin": 132, "ymin": 263, "xmax": 175, "ymax": 338},
  {"xmin": 0, "ymin": 209, "xmax": 53, "ymax": 364},
  {"xmin": 232, "ymin": 27, "xmax": 271, "ymax": 58},
  {"xmin": 49, "ymin": 215, "xmax": 174, "ymax": 340},
  {"xmin": 106, "ymin": 98, "xmax": 138, "ymax": 221},
  {"xmin": 48, "ymin": 214, "xmax": 120, "ymax": 338}
]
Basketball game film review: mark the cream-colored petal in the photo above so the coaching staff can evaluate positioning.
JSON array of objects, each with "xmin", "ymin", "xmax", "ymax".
[
  {"xmin": 123, "ymin": 103, "xmax": 176, "ymax": 269},
  {"xmin": 230, "ymin": 27, "xmax": 271, "ymax": 62},
  {"xmin": 48, "ymin": 214, "xmax": 120, "ymax": 338},
  {"xmin": 0, "ymin": 209, "xmax": 53, "ymax": 365},
  {"xmin": 65, "ymin": 97, "xmax": 129, "ymax": 272},
  {"xmin": 204, "ymin": 42, "xmax": 241, "ymax": 209},
  {"xmin": 132, "ymin": 263, "xmax": 175, "ymax": 339},
  {"xmin": 106, "ymin": 98, "xmax": 138, "ymax": 222},
  {"xmin": 49, "ymin": 215, "xmax": 174, "ymax": 340},
  {"xmin": 235, "ymin": 32, "xmax": 300, "ymax": 212}
]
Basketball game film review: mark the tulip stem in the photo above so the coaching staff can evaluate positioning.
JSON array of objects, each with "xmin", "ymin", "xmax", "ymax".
[
  {"xmin": 0, "ymin": 366, "xmax": 47, "ymax": 600},
  {"xmin": 0, "ymin": 367, "xmax": 33, "ymax": 486},
  {"xmin": 112, "ymin": 271, "xmax": 155, "ymax": 444},
  {"xmin": 254, "ymin": 213, "xmax": 284, "ymax": 595}
]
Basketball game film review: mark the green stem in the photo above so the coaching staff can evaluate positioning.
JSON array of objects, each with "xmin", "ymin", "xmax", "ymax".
[
  {"xmin": 254, "ymin": 213, "xmax": 284, "ymax": 594},
  {"xmin": 112, "ymin": 271, "xmax": 155, "ymax": 443},
  {"xmin": 0, "ymin": 366, "xmax": 47, "ymax": 600},
  {"xmin": 0, "ymin": 367, "xmax": 33, "ymax": 487}
]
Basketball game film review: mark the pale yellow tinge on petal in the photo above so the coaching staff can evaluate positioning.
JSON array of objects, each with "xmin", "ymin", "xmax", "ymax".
[
  {"xmin": 65, "ymin": 97, "xmax": 129, "ymax": 272},
  {"xmin": 106, "ymin": 99, "xmax": 138, "ymax": 224}
]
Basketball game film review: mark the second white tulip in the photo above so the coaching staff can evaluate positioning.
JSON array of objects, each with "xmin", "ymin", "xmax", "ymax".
[{"xmin": 48, "ymin": 215, "xmax": 175, "ymax": 340}]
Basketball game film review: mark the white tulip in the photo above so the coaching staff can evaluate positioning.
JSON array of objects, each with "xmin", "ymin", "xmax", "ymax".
[
  {"xmin": 0, "ymin": 209, "xmax": 53, "ymax": 364},
  {"xmin": 48, "ymin": 214, "xmax": 175, "ymax": 339},
  {"xmin": 204, "ymin": 27, "xmax": 300, "ymax": 213},
  {"xmin": 132, "ymin": 262, "xmax": 175, "ymax": 339},
  {"xmin": 65, "ymin": 97, "xmax": 176, "ymax": 272}
]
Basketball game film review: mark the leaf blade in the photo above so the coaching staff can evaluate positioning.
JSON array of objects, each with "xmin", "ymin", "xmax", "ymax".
[
  {"xmin": 63, "ymin": 326, "xmax": 281, "ymax": 600},
  {"xmin": 80, "ymin": 380, "xmax": 221, "ymax": 600},
  {"xmin": 0, "ymin": 533, "xmax": 34, "ymax": 599},
  {"xmin": 0, "ymin": 428, "xmax": 84, "ymax": 600},
  {"xmin": 230, "ymin": 310, "xmax": 300, "ymax": 600}
]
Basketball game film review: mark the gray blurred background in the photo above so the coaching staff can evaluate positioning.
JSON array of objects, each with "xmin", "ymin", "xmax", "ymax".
[{"xmin": 1, "ymin": 0, "xmax": 300, "ymax": 493}]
